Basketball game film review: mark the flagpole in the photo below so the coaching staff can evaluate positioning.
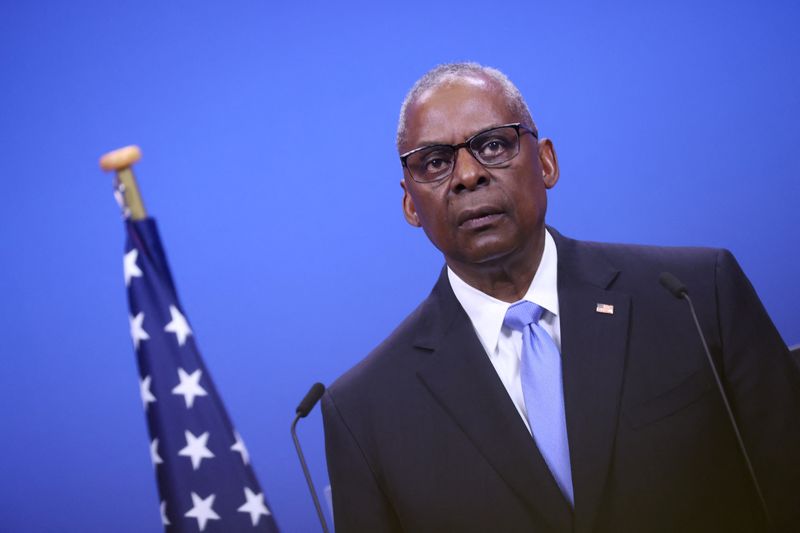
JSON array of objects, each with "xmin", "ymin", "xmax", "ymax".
[{"xmin": 100, "ymin": 145, "xmax": 147, "ymax": 220}]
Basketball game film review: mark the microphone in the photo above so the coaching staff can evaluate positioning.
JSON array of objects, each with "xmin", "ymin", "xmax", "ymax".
[
  {"xmin": 658, "ymin": 272, "xmax": 772, "ymax": 529},
  {"xmin": 297, "ymin": 383, "xmax": 326, "ymax": 418},
  {"xmin": 291, "ymin": 383, "xmax": 330, "ymax": 533}
]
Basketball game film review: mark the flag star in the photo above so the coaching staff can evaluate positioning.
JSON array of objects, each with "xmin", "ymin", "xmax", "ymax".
[
  {"xmin": 178, "ymin": 430, "xmax": 214, "ymax": 470},
  {"xmin": 160, "ymin": 500, "xmax": 171, "ymax": 526},
  {"xmin": 230, "ymin": 431, "xmax": 250, "ymax": 465},
  {"xmin": 238, "ymin": 487, "xmax": 271, "ymax": 526},
  {"xmin": 164, "ymin": 305, "xmax": 192, "ymax": 346},
  {"xmin": 123, "ymin": 249, "xmax": 143, "ymax": 286},
  {"xmin": 139, "ymin": 375, "xmax": 156, "ymax": 410},
  {"xmin": 172, "ymin": 368, "xmax": 208, "ymax": 408},
  {"xmin": 129, "ymin": 312, "xmax": 150, "ymax": 350},
  {"xmin": 184, "ymin": 492, "xmax": 220, "ymax": 531},
  {"xmin": 150, "ymin": 438, "xmax": 164, "ymax": 468}
]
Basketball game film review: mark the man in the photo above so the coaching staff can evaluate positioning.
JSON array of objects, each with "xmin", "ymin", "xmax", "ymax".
[{"xmin": 321, "ymin": 63, "xmax": 800, "ymax": 532}]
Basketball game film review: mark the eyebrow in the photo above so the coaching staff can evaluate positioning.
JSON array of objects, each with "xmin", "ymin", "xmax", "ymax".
[{"xmin": 412, "ymin": 122, "xmax": 511, "ymax": 150}]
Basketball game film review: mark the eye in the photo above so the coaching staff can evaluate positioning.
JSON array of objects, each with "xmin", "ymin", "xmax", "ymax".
[
  {"xmin": 476, "ymin": 136, "xmax": 511, "ymax": 158},
  {"xmin": 425, "ymin": 158, "xmax": 448, "ymax": 171},
  {"xmin": 420, "ymin": 149, "xmax": 454, "ymax": 173},
  {"xmin": 471, "ymin": 127, "xmax": 519, "ymax": 163}
]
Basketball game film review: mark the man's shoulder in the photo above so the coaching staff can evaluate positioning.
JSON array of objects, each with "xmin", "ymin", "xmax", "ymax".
[
  {"xmin": 549, "ymin": 231, "xmax": 750, "ymax": 319},
  {"xmin": 562, "ymin": 232, "xmax": 725, "ymax": 265},
  {"xmin": 327, "ymin": 282, "xmax": 442, "ymax": 401},
  {"xmin": 555, "ymin": 230, "xmax": 733, "ymax": 284}
]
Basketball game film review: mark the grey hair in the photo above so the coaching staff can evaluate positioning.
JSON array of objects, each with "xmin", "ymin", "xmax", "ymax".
[{"xmin": 396, "ymin": 62, "xmax": 536, "ymax": 150}]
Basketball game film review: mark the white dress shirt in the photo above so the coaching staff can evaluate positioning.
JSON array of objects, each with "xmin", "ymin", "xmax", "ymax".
[{"xmin": 447, "ymin": 229, "xmax": 560, "ymax": 434}]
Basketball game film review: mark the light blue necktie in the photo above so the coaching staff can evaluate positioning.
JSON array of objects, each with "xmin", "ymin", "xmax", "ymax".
[{"xmin": 504, "ymin": 300, "xmax": 574, "ymax": 505}]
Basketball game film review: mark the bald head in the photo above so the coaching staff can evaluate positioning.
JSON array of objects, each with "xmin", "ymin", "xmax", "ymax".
[{"xmin": 396, "ymin": 63, "xmax": 536, "ymax": 150}]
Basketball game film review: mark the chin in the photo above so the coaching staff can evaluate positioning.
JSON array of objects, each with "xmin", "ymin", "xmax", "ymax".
[{"xmin": 457, "ymin": 238, "xmax": 520, "ymax": 265}]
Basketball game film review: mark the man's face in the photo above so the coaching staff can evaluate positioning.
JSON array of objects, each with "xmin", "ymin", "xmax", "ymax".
[{"xmin": 400, "ymin": 75, "xmax": 558, "ymax": 271}]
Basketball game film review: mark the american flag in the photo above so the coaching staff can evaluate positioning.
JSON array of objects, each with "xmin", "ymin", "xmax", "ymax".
[{"xmin": 123, "ymin": 218, "xmax": 280, "ymax": 532}]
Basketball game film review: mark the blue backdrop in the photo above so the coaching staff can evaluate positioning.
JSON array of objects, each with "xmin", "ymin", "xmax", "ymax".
[{"xmin": 1, "ymin": 1, "xmax": 798, "ymax": 531}]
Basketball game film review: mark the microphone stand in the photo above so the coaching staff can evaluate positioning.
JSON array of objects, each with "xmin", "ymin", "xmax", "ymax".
[
  {"xmin": 291, "ymin": 384, "xmax": 330, "ymax": 533},
  {"xmin": 659, "ymin": 272, "xmax": 772, "ymax": 530}
]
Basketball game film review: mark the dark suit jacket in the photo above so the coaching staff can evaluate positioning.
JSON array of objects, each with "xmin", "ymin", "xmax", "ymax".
[{"xmin": 322, "ymin": 230, "xmax": 800, "ymax": 532}]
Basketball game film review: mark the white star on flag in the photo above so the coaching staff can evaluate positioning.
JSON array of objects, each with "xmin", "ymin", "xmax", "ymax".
[
  {"xmin": 164, "ymin": 305, "xmax": 192, "ymax": 346},
  {"xmin": 178, "ymin": 430, "xmax": 215, "ymax": 470},
  {"xmin": 230, "ymin": 431, "xmax": 250, "ymax": 465},
  {"xmin": 150, "ymin": 438, "xmax": 164, "ymax": 468},
  {"xmin": 123, "ymin": 249, "xmax": 143, "ymax": 286},
  {"xmin": 139, "ymin": 375, "xmax": 156, "ymax": 410},
  {"xmin": 184, "ymin": 492, "xmax": 220, "ymax": 531},
  {"xmin": 172, "ymin": 367, "xmax": 208, "ymax": 408},
  {"xmin": 238, "ymin": 487, "xmax": 272, "ymax": 526},
  {"xmin": 129, "ymin": 312, "xmax": 150, "ymax": 350},
  {"xmin": 160, "ymin": 500, "xmax": 171, "ymax": 526}
]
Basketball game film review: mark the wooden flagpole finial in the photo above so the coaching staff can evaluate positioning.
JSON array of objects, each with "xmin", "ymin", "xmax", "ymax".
[
  {"xmin": 99, "ymin": 145, "xmax": 142, "ymax": 171},
  {"xmin": 99, "ymin": 145, "xmax": 147, "ymax": 220}
]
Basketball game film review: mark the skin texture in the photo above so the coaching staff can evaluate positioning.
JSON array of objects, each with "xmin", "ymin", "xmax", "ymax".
[{"xmin": 400, "ymin": 74, "xmax": 560, "ymax": 302}]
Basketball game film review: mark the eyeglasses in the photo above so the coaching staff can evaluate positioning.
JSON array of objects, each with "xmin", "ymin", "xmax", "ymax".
[{"xmin": 400, "ymin": 123, "xmax": 537, "ymax": 183}]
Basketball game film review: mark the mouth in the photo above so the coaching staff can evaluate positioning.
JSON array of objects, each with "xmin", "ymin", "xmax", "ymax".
[{"xmin": 457, "ymin": 205, "xmax": 506, "ymax": 229}]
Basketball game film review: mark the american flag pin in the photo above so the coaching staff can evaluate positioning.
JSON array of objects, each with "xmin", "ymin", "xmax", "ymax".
[{"xmin": 596, "ymin": 303, "xmax": 615, "ymax": 315}]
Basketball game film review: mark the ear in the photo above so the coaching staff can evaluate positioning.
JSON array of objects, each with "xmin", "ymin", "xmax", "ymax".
[
  {"xmin": 538, "ymin": 138, "xmax": 560, "ymax": 189},
  {"xmin": 400, "ymin": 179, "xmax": 421, "ymax": 227}
]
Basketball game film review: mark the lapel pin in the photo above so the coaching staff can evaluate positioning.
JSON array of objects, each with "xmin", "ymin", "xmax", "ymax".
[{"xmin": 596, "ymin": 303, "xmax": 615, "ymax": 315}]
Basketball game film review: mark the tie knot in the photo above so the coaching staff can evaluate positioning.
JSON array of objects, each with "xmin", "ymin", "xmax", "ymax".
[{"xmin": 503, "ymin": 300, "xmax": 544, "ymax": 331}]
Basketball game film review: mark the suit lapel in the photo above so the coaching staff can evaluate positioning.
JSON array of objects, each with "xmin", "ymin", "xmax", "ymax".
[
  {"xmin": 415, "ymin": 269, "xmax": 573, "ymax": 532},
  {"xmin": 552, "ymin": 231, "xmax": 630, "ymax": 533}
]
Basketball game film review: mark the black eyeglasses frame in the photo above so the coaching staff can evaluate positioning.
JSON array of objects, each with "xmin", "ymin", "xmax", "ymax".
[{"xmin": 399, "ymin": 122, "xmax": 538, "ymax": 183}]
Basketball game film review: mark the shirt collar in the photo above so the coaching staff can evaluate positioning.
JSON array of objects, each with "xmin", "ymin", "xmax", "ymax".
[{"xmin": 448, "ymin": 229, "xmax": 559, "ymax": 354}]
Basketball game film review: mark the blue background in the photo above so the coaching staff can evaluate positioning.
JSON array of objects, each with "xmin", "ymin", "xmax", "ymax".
[{"xmin": 1, "ymin": 1, "xmax": 798, "ymax": 531}]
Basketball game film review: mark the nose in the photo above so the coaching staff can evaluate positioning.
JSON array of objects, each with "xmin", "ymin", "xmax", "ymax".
[{"xmin": 450, "ymin": 146, "xmax": 489, "ymax": 193}]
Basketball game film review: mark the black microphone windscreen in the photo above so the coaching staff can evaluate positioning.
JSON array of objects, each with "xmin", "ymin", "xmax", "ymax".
[
  {"xmin": 296, "ymin": 382, "xmax": 326, "ymax": 417},
  {"xmin": 659, "ymin": 271, "xmax": 688, "ymax": 298}
]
